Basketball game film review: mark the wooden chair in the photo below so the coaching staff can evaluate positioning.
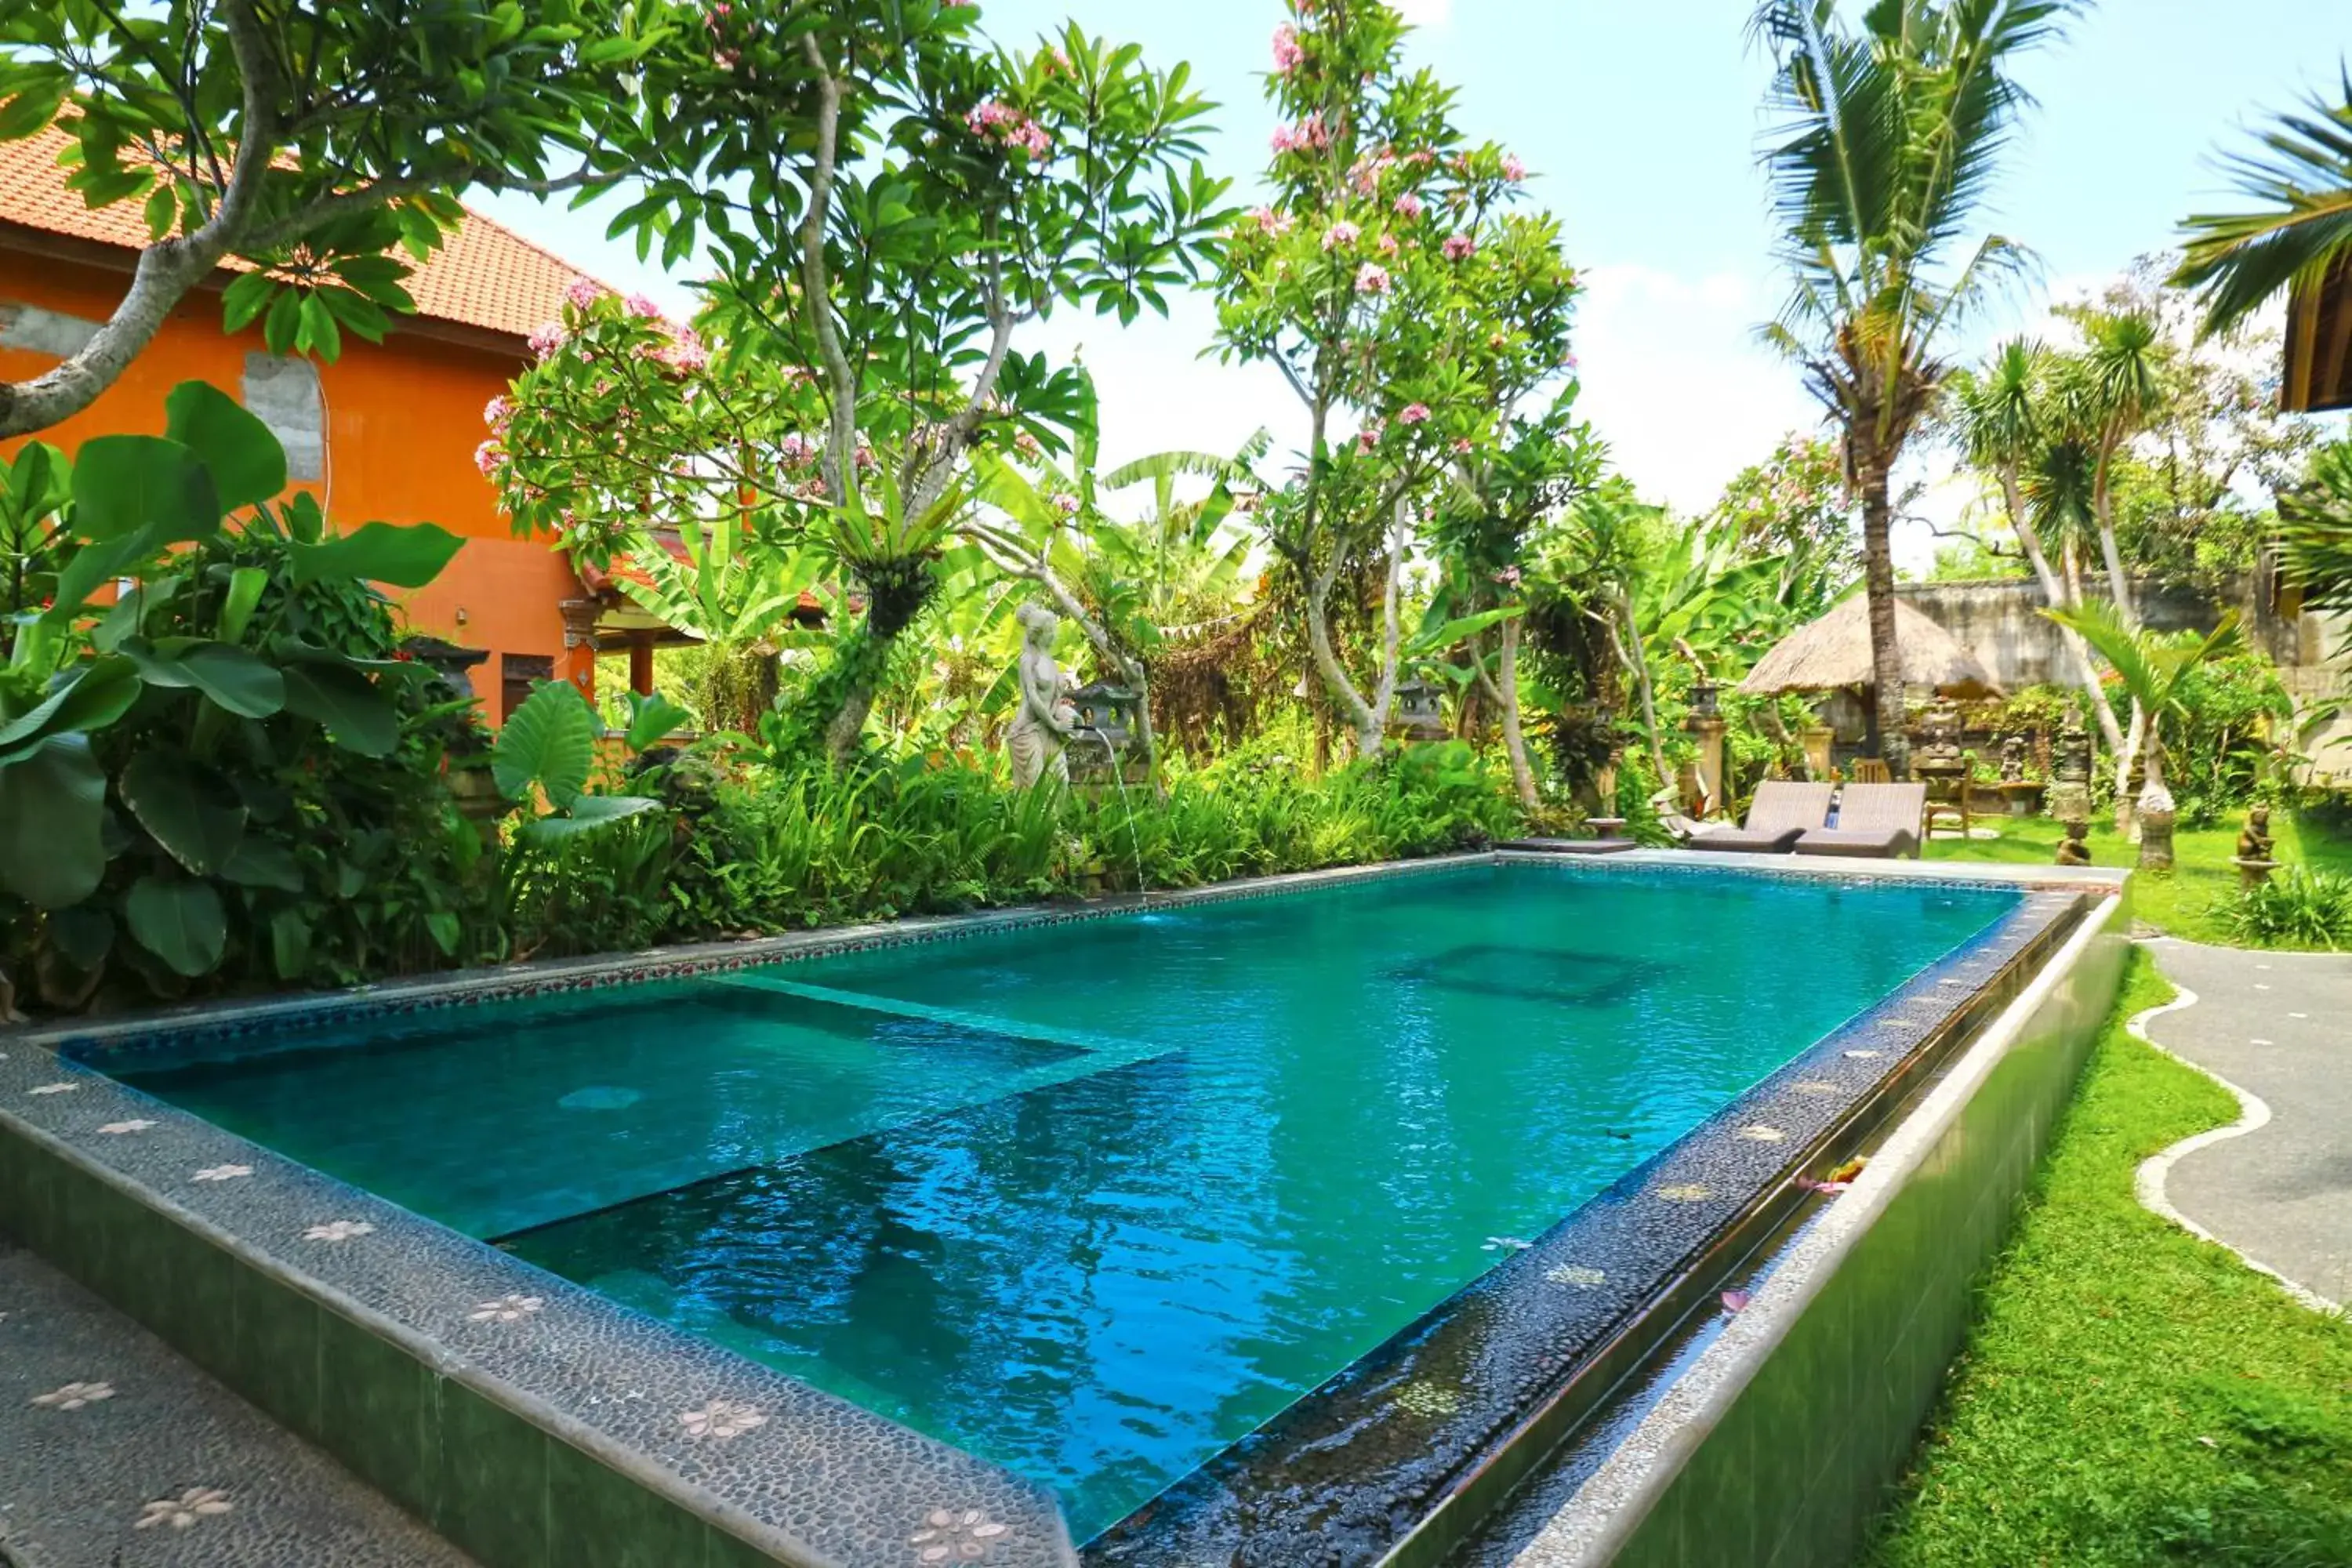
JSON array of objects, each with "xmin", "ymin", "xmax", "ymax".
[{"xmin": 1850, "ymin": 757, "xmax": 1893, "ymax": 785}]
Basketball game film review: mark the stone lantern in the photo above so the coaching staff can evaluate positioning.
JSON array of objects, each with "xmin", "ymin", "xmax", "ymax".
[
  {"xmin": 1389, "ymin": 678, "xmax": 1449, "ymax": 743},
  {"xmin": 2045, "ymin": 702, "xmax": 2092, "ymax": 829},
  {"xmin": 1066, "ymin": 681, "xmax": 1145, "ymax": 787}
]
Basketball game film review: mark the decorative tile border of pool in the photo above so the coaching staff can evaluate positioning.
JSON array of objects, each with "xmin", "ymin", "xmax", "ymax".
[{"xmin": 0, "ymin": 851, "xmax": 2125, "ymax": 1568}]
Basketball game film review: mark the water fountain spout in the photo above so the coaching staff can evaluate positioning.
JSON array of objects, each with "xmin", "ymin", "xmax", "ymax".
[{"xmin": 1077, "ymin": 725, "xmax": 1146, "ymax": 895}]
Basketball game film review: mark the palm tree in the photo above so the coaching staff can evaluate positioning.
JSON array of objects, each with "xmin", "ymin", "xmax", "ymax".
[
  {"xmin": 1945, "ymin": 340, "xmax": 2127, "ymax": 758},
  {"xmin": 2174, "ymin": 70, "xmax": 2352, "ymax": 338},
  {"xmin": 1751, "ymin": 0, "xmax": 2081, "ymax": 777},
  {"xmin": 2045, "ymin": 602, "xmax": 2244, "ymax": 873}
]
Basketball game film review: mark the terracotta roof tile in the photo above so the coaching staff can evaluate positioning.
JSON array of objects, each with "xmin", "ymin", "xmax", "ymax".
[{"xmin": 0, "ymin": 125, "xmax": 598, "ymax": 343}]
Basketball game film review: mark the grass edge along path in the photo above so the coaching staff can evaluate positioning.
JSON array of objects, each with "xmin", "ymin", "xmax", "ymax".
[
  {"xmin": 1923, "ymin": 811, "xmax": 2352, "ymax": 952},
  {"xmin": 1862, "ymin": 950, "xmax": 2352, "ymax": 1568}
]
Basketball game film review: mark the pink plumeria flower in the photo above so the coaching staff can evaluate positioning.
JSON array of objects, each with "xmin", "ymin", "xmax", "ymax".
[
  {"xmin": 1398, "ymin": 402, "xmax": 1430, "ymax": 424},
  {"xmin": 482, "ymin": 395, "xmax": 513, "ymax": 430},
  {"xmin": 1355, "ymin": 262, "xmax": 1390, "ymax": 294},
  {"xmin": 527, "ymin": 322, "xmax": 567, "ymax": 360},
  {"xmin": 474, "ymin": 440, "xmax": 506, "ymax": 477},
  {"xmin": 1323, "ymin": 220, "xmax": 1359, "ymax": 250},
  {"xmin": 1442, "ymin": 234, "xmax": 1475, "ymax": 261},
  {"xmin": 624, "ymin": 293, "xmax": 664, "ymax": 319},
  {"xmin": 1393, "ymin": 192, "xmax": 1423, "ymax": 220},
  {"xmin": 564, "ymin": 278, "xmax": 601, "ymax": 311},
  {"xmin": 1272, "ymin": 22, "xmax": 1303, "ymax": 71},
  {"xmin": 1376, "ymin": 232, "xmax": 1398, "ymax": 256},
  {"xmin": 1501, "ymin": 153, "xmax": 1527, "ymax": 182}
]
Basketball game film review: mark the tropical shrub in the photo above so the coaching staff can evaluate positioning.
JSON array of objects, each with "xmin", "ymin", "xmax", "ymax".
[
  {"xmin": 2228, "ymin": 868, "xmax": 2352, "ymax": 950},
  {"xmin": 0, "ymin": 382, "xmax": 475, "ymax": 1010}
]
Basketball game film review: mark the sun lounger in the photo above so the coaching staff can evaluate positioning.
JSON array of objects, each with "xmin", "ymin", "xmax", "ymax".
[
  {"xmin": 1795, "ymin": 782, "xmax": 1928, "ymax": 860},
  {"xmin": 1689, "ymin": 780, "xmax": 1834, "ymax": 854}
]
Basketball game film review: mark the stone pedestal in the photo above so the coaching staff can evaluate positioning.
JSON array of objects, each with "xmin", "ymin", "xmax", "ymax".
[
  {"xmin": 1685, "ymin": 713, "xmax": 1728, "ymax": 819},
  {"xmin": 2235, "ymin": 858, "xmax": 2280, "ymax": 890}
]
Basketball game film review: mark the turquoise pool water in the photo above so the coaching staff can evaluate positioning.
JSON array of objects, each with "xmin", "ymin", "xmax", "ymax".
[{"xmin": 115, "ymin": 862, "xmax": 2013, "ymax": 1540}]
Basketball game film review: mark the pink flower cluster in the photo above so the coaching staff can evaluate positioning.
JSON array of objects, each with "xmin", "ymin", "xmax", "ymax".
[
  {"xmin": 1355, "ymin": 262, "xmax": 1389, "ymax": 294},
  {"xmin": 564, "ymin": 277, "xmax": 603, "ymax": 312},
  {"xmin": 967, "ymin": 100, "xmax": 1050, "ymax": 157},
  {"xmin": 1269, "ymin": 114, "xmax": 1329, "ymax": 154},
  {"xmin": 779, "ymin": 432, "xmax": 817, "ymax": 469},
  {"xmin": 1375, "ymin": 232, "xmax": 1399, "ymax": 256},
  {"xmin": 1250, "ymin": 205, "xmax": 1294, "ymax": 236},
  {"xmin": 1392, "ymin": 192, "xmax": 1423, "ymax": 220},
  {"xmin": 1272, "ymin": 23, "xmax": 1303, "ymax": 73},
  {"xmin": 625, "ymin": 293, "xmax": 664, "ymax": 320},
  {"xmin": 473, "ymin": 439, "xmax": 506, "ymax": 478},
  {"xmin": 1501, "ymin": 153, "xmax": 1526, "ymax": 182},
  {"xmin": 1442, "ymin": 234, "xmax": 1476, "ymax": 262},
  {"xmin": 652, "ymin": 325, "xmax": 708, "ymax": 375},
  {"xmin": 1398, "ymin": 402, "xmax": 1430, "ymax": 425},
  {"xmin": 1323, "ymin": 220, "xmax": 1359, "ymax": 251},
  {"xmin": 482, "ymin": 396, "xmax": 513, "ymax": 431},
  {"xmin": 1054, "ymin": 493, "xmax": 1080, "ymax": 515},
  {"xmin": 527, "ymin": 322, "xmax": 568, "ymax": 361}
]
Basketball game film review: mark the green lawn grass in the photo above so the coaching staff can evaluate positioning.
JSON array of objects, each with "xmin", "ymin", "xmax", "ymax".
[
  {"xmin": 1922, "ymin": 810, "xmax": 2352, "ymax": 949},
  {"xmin": 1862, "ymin": 953, "xmax": 2352, "ymax": 1567}
]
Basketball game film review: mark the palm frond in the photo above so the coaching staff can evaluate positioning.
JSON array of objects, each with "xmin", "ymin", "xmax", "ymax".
[{"xmin": 2175, "ymin": 69, "xmax": 2352, "ymax": 338}]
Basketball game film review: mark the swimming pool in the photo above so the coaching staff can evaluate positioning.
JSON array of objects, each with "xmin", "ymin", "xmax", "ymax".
[{"xmin": 103, "ymin": 859, "xmax": 2019, "ymax": 1544}]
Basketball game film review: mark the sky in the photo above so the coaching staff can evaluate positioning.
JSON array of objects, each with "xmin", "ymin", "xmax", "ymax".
[{"xmin": 480, "ymin": 0, "xmax": 2352, "ymax": 571}]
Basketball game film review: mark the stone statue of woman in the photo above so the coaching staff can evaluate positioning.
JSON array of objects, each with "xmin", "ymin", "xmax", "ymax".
[{"xmin": 1007, "ymin": 602, "xmax": 1076, "ymax": 789}]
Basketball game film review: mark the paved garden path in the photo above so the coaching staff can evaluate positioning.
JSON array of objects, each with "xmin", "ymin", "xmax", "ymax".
[
  {"xmin": 0, "ymin": 1240, "xmax": 474, "ymax": 1568},
  {"xmin": 2136, "ymin": 938, "xmax": 2350, "ymax": 1312}
]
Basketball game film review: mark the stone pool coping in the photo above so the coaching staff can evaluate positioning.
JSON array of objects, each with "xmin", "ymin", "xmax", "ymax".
[
  {"xmin": 1463, "ymin": 862, "xmax": 2130, "ymax": 1568},
  {"xmin": 0, "ymin": 851, "xmax": 2122, "ymax": 1568}
]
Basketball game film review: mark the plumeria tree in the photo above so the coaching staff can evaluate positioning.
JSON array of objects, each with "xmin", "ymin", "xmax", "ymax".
[
  {"xmin": 1216, "ymin": 0, "xmax": 1577, "ymax": 760},
  {"xmin": 1427, "ymin": 397, "xmax": 1602, "ymax": 806},
  {"xmin": 560, "ymin": 3, "xmax": 1228, "ymax": 758},
  {"xmin": 0, "ymin": 0, "xmax": 669, "ymax": 437}
]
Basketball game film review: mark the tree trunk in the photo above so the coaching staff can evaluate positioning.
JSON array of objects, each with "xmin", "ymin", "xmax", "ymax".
[
  {"xmin": 1613, "ymin": 590, "xmax": 1673, "ymax": 796},
  {"xmin": 1483, "ymin": 616, "xmax": 1538, "ymax": 809},
  {"xmin": 2005, "ymin": 472, "xmax": 2126, "ymax": 758},
  {"xmin": 1857, "ymin": 453, "xmax": 1910, "ymax": 779},
  {"xmin": 2136, "ymin": 732, "xmax": 2175, "ymax": 873}
]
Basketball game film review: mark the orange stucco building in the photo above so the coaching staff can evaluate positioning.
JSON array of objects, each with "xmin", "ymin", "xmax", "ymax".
[{"xmin": 0, "ymin": 127, "xmax": 611, "ymax": 722}]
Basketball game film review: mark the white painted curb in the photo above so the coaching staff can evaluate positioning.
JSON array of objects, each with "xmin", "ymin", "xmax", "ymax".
[{"xmin": 2125, "ymin": 949, "xmax": 2343, "ymax": 1316}]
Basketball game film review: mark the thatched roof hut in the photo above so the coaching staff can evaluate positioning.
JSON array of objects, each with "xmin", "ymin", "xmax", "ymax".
[{"xmin": 1739, "ymin": 595, "xmax": 2002, "ymax": 699}]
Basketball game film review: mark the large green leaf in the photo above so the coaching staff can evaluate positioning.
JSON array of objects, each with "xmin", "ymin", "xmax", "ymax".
[
  {"xmin": 517, "ymin": 794, "xmax": 660, "ymax": 844},
  {"xmin": 0, "ymin": 735, "xmax": 108, "ymax": 908},
  {"xmin": 269, "ymin": 907, "xmax": 313, "ymax": 980},
  {"xmin": 288, "ymin": 521, "xmax": 465, "ymax": 590},
  {"xmin": 121, "ymin": 637, "xmax": 286, "ymax": 718},
  {"xmin": 45, "ymin": 525, "xmax": 163, "ymax": 623},
  {"xmin": 281, "ymin": 662, "xmax": 398, "ymax": 755},
  {"xmin": 216, "ymin": 565, "xmax": 270, "ymax": 644},
  {"xmin": 0, "ymin": 657, "xmax": 141, "ymax": 764},
  {"xmin": 491, "ymin": 680, "xmax": 597, "ymax": 809},
  {"xmin": 124, "ymin": 874, "xmax": 228, "ymax": 978},
  {"xmin": 2, "ymin": 440, "xmax": 69, "ymax": 547},
  {"xmin": 163, "ymin": 380, "xmax": 287, "ymax": 512},
  {"xmin": 220, "ymin": 837, "xmax": 304, "ymax": 892},
  {"xmin": 623, "ymin": 690, "xmax": 695, "ymax": 752},
  {"xmin": 70, "ymin": 435, "xmax": 221, "ymax": 543},
  {"xmin": 119, "ymin": 752, "xmax": 249, "ymax": 876}
]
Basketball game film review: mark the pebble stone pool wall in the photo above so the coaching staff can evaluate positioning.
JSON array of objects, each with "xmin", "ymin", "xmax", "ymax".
[{"xmin": 0, "ymin": 852, "xmax": 2125, "ymax": 1568}]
